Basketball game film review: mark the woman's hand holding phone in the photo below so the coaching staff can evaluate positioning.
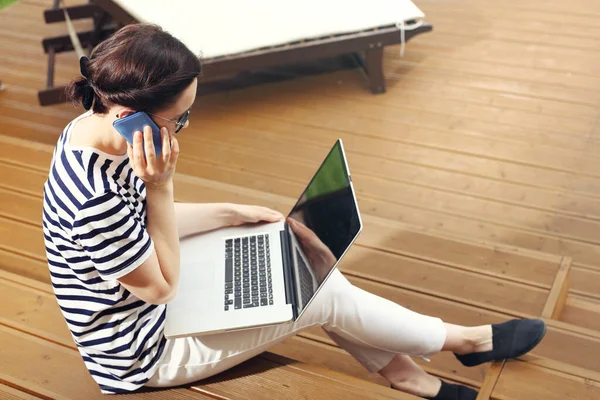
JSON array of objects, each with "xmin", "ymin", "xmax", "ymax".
[{"xmin": 127, "ymin": 125, "xmax": 179, "ymax": 189}]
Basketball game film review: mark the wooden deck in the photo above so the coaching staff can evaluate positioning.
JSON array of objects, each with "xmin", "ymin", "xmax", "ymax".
[{"xmin": 1, "ymin": 0, "xmax": 600, "ymax": 398}]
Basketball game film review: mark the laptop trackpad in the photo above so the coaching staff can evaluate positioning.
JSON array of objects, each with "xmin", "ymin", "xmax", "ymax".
[{"xmin": 179, "ymin": 259, "xmax": 216, "ymax": 292}]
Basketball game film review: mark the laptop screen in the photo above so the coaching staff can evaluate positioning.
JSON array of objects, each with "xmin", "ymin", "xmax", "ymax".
[{"xmin": 286, "ymin": 140, "xmax": 361, "ymax": 315}]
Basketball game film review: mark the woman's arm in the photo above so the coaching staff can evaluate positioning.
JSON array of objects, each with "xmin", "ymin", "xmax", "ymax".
[
  {"xmin": 175, "ymin": 202, "xmax": 285, "ymax": 238},
  {"xmin": 118, "ymin": 128, "xmax": 181, "ymax": 304},
  {"xmin": 174, "ymin": 202, "xmax": 236, "ymax": 237}
]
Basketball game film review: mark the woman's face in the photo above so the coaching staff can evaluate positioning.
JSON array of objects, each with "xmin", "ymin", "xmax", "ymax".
[{"xmin": 150, "ymin": 78, "xmax": 198, "ymax": 135}]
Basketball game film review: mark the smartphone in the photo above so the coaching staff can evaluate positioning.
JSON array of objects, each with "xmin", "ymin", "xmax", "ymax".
[{"xmin": 113, "ymin": 112, "xmax": 163, "ymax": 157}]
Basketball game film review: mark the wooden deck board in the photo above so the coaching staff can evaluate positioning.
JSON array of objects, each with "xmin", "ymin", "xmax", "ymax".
[
  {"xmin": 491, "ymin": 361, "xmax": 600, "ymax": 400},
  {"xmin": 0, "ymin": 271, "xmax": 411, "ymax": 399},
  {"xmin": 0, "ymin": 383, "xmax": 42, "ymax": 400}
]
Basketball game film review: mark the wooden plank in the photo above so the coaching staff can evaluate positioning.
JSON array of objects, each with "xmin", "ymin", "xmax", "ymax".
[
  {"xmin": 0, "ymin": 184, "xmax": 596, "ymax": 390},
  {"xmin": 0, "ymin": 180, "xmax": 553, "ymax": 317},
  {"xmin": 517, "ymin": 354, "xmax": 600, "ymax": 384},
  {"xmin": 0, "ymin": 277, "xmax": 73, "ymax": 347},
  {"xmin": 569, "ymin": 267, "xmax": 600, "ymax": 300},
  {"xmin": 2, "ymin": 270, "xmax": 587, "ymax": 400},
  {"xmin": 306, "ymin": 277, "xmax": 600, "ymax": 375},
  {"xmin": 339, "ymin": 246, "xmax": 549, "ymax": 317},
  {"xmin": 7, "ymin": 135, "xmax": 600, "ymax": 296},
  {"xmin": 0, "ymin": 249, "xmax": 50, "ymax": 284},
  {"xmin": 1, "ymin": 138, "xmax": 598, "ymax": 307},
  {"xmin": 0, "ymin": 241, "xmax": 587, "ymax": 394},
  {"xmin": 0, "ymin": 325, "xmax": 214, "ymax": 399},
  {"xmin": 491, "ymin": 360, "xmax": 600, "ymax": 400},
  {"xmin": 0, "ymin": 162, "xmax": 47, "ymax": 197},
  {"xmin": 0, "ymin": 149, "xmax": 564, "ymax": 283},
  {"xmin": 0, "ymin": 189, "xmax": 43, "ymax": 225},
  {"xmin": 405, "ymin": 33, "xmax": 600, "ymax": 71},
  {"xmin": 0, "ymin": 135, "xmax": 56, "ymax": 170},
  {"xmin": 294, "ymin": 329, "xmax": 486, "ymax": 387},
  {"xmin": 0, "ymin": 218, "xmax": 46, "ymax": 262},
  {"xmin": 0, "ymin": 267, "xmax": 429, "ymax": 392},
  {"xmin": 249, "ymin": 78, "xmax": 597, "ymax": 138},
  {"xmin": 0, "ymin": 248, "xmax": 483, "ymax": 388},
  {"xmin": 476, "ymin": 361, "xmax": 505, "ymax": 400},
  {"xmin": 166, "ymin": 138, "xmax": 600, "ymax": 270},
  {"xmin": 188, "ymin": 104, "xmax": 600, "ymax": 200},
  {"xmin": 180, "ymin": 126, "xmax": 600, "ymax": 223},
  {"xmin": 560, "ymin": 297, "xmax": 600, "ymax": 332},
  {"xmin": 0, "ymin": 263, "xmax": 481, "ymax": 390},
  {"xmin": 189, "ymin": 355, "xmax": 414, "ymax": 400},
  {"xmin": 0, "ymin": 383, "xmax": 42, "ymax": 400},
  {"xmin": 199, "ymin": 72, "xmax": 600, "ymax": 141},
  {"xmin": 0, "ymin": 188, "xmax": 553, "ymax": 319},
  {"xmin": 43, "ymin": 4, "xmax": 99, "ymax": 23},
  {"xmin": 0, "ymin": 276, "xmax": 412, "ymax": 400},
  {"xmin": 271, "ymin": 336, "xmax": 390, "ymax": 386},
  {"xmin": 417, "ymin": 1, "xmax": 600, "ymax": 35},
  {"xmin": 542, "ymin": 257, "xmax": 572, "ymax": 319},
  {"xmin": 273, "ymin": 334, "xmax": 485, "ymax": 388}
]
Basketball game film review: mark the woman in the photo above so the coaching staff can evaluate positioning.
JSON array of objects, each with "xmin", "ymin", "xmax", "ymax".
[{"xmin": 42, "ymin": 23, "xmax": 546, "ymax": 400}]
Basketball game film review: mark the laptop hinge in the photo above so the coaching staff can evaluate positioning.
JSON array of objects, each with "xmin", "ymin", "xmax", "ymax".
[{"xmin": 280, "ymin": 224, "xmax": 298, "ymax": 320}]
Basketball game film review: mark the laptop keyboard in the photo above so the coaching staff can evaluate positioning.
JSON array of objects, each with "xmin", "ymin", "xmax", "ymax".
[{"xmin": 224, "ymin": 234, "xmax": 273, "ymax": 311}]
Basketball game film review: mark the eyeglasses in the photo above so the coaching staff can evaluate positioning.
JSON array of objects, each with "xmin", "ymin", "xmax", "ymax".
[{"xmin": 147, "ymin": 109, "xmax": 191, "ymax": 133}]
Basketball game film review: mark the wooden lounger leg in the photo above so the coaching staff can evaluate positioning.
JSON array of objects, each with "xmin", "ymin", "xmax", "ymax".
[{"xmin": 364, "ymin": 46, "xmax": 385, "ymax": 94}]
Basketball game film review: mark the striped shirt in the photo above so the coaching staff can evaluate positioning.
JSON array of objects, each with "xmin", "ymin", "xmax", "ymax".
[{"xmin": 42, "ymin": 113, "xmax": 166, "ymax": 394}]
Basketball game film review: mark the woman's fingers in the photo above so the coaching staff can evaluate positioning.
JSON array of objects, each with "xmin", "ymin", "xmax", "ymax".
[
  {"xmin": 288, "ymin": 218, "xmax": 311, "ymax": 241},
  {"xmin": 132, "ymin": 130, "xmax": 145, "ymax": 171},
  {"xmin": 161, "ymin": 127, "xmax": 171, "ymax": 162},
  {"xmin": 257, "ymin": 206, "xmax": 283, "ymax": 221},
  {"xmin": 127, "ymin": 126, "xmax": 178, "ymax": 187},
  {"xmin": 143, "ymin": 125, "xmax": 156, "ymax": 165},
  {"xmin": 245, "ymin": 206, "xmax": 283, "ymax": 223},
  {"xmin": 169, "ymin": 136, "xmax": 180, "ymax": 167}
]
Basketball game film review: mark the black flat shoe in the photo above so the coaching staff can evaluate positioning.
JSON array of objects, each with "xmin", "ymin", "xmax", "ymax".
[
  {"xmin": 454, "ymin": 318, "xmax": 547, "ymax": 367},
  {"xmin": 424, "ymin": 380, "xmax": 478, "ymax": 400}
]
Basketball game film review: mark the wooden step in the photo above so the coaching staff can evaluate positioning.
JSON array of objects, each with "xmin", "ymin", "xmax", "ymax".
[
  {"xmin": 0, "ymin": 210, "xmax": 594, "ymax": 392},
  {"xmin": 0, "ymin": 382, "xmax": 43, "ymax": 400},
  {"xmin": 489, "ymin": 359, "xmax": 600, "ymax": 400},
  {"xmin": 0, "ymin": 270, "xmax": 414, "ymax": 400},
  {"xmin": 1, "ymin": 132, "xmax": 597, "ymax": 301},
  {"xmin": 0, "ymin": 135, "xmax": 598, "ymax": 386},
  {"xmin": 0, "ymin": 135, "xmax": 585, "ymax": 310},
  {"xmin": 295, "ymin": 275, "xmax": 600, "ymax": 373}
]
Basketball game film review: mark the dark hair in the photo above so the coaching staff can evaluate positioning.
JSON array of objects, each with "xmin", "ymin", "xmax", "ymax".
[{"xmin": 67, "ymin": 23, "xmax": 201, "ymax": 114}]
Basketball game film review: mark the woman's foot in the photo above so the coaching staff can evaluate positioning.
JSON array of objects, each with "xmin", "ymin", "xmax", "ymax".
[
  {"xmin": 423, "ymin": 380, "xmax": 478, "ymax": 400},
  {"xmin": 454, "ymin": 318, "xmax": 546, "ymax": 367}
]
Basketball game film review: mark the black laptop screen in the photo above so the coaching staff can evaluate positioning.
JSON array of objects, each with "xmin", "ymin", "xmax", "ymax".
[{"xmin": 286, "ymin": 140, "xmax": 361, "ymax": 312}]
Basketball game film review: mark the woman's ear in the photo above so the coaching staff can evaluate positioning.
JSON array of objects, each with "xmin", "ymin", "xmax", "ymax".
[{"xmin": 115, "ymin": 108, "xmax": 136, "ymax": 119}]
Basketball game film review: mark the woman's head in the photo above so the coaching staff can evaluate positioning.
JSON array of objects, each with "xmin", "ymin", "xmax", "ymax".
[{"xmin": 67, "ymin": 23, "xmax": 201, "ymax": 116}]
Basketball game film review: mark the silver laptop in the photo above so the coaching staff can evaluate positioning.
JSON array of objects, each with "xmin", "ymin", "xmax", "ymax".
[{"xmin": 164, "ymin": 139, "xmax": 362, "ymax": 338}]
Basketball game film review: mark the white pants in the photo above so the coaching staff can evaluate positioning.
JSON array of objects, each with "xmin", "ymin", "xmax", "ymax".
[{"xmin": 146, "ymin": 269, "xmax": 446, "ymax": 388}]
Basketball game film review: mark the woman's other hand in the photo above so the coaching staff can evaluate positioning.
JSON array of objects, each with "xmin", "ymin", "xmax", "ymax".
[
  {"xmin": 231, "ymin": 205, "xmax": 284, "ymax": 226},
  {"xmin": 127, "ymin": 125, "xmax": 179, "ymax": 188},
  {"xmin": 287, "ymin": 218, "xmax": 337, "ymax": 282}
]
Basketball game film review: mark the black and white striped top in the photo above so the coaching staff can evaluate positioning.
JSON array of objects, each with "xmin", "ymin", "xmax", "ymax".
[{"xmin": 42, "ymin": 113, "xmax": 166, "ymax": 394}]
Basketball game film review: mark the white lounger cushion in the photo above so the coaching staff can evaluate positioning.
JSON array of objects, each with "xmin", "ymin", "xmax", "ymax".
[{"xmin": 112, "ymin": 0, "xmax": 425, "ymax": 58}]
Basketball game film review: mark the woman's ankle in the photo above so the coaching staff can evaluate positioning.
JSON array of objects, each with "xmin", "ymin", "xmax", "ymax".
[
  {"xmin": 391, "ymin": 375, "xmax": 441, "ymax": 398},
  {"xmin": 444, "ymin": 324, "xmax": 492, "ymax": 355},
  {"xmin": 380, "ymin": 354, "xmax": 442, "ymax": 397}
]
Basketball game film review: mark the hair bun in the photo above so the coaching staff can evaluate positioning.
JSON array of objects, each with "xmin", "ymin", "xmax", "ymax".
[
  {"xmin": 79, "ymin": 56, "xmax": 90, "ymax": 79},
  {"xmin": 81, "ymin": 85, "xmax": 94, "ymax": 110}
]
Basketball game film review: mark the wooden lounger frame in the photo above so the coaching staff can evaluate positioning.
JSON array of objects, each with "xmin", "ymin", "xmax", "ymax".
[{"xmin": 38, "ymin": 0, "xmax": 433, "ymax": 106}]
